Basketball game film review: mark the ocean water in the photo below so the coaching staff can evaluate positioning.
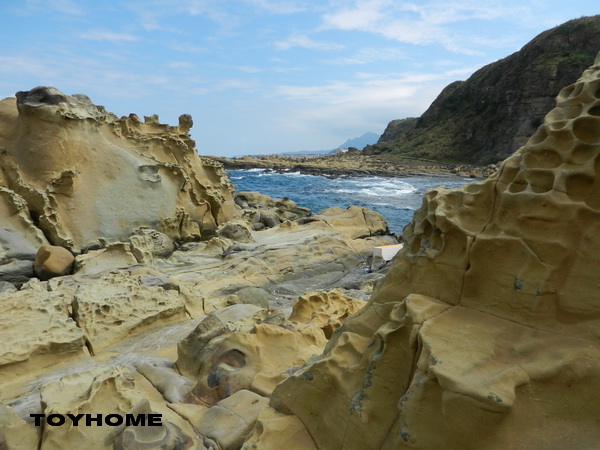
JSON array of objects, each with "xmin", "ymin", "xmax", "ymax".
[{"xmin": 228, "ymin": 169, "xmax": 474, "ymax": 233}]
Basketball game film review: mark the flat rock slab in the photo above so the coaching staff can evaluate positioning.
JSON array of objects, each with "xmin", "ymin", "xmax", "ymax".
[
  {"xmin": 0, "ymin": 289, "xmax": 85, "ymax": 383},
  {"xmin": 73, "ymin": 271, "xmax": 187, "ymax": 353}
]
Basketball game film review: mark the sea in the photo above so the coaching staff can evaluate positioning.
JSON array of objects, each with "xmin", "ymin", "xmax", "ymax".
[{"xmin": 228, "ymin": 169, "xmax": 474, "ymax": 234}]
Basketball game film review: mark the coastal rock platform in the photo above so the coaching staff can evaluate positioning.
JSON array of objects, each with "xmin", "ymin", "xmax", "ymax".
[{"xmin": 3, "ymin": 50, "xmax": 600, "ymax": 449}]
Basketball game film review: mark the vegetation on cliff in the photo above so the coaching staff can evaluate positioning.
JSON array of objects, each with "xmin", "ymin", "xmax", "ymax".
[{"xmin": 365, "ymin": 15, "xmax": 600, "ymax": 164}]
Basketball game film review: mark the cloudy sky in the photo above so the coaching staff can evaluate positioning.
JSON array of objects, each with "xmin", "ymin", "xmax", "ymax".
[{"xmin": 1, "ymin": 1, "xmax": 597, "ymax": 156}]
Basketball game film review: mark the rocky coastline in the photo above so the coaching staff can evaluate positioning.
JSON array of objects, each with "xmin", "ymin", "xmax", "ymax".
[
  {"xmin": 2, "ymin": 50, "xmax": 600, "ymax": 450},
  {"xmin": 209, "ymin": 152, "xmax": 497, "ymax": 179}
]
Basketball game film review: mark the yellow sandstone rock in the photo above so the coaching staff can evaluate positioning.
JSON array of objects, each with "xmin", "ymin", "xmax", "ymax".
[
  {"xmin": 34, "ymin": 244, "xmax": 74, "ymax": 280},
  {"xmin": 288, "ymin": 288, "xmax": 365, "ymax": 338},
  {"xmin": 0, "ymin": 286, "xmax": 86, "ymax": 394},
  {"xmin": 0, "ymin": 87, "xmax": 237, "ymax": 254},
  {"xmin": 72, "ymin": 271, "xmax": 187, "ymax": 353},
  {"xmin": 268, "ymin": 53, "xmax": 600, "ymax": 448},
  {"xmin": 177, "ymin": 305, "xmax": 327, "ymax": 405}
]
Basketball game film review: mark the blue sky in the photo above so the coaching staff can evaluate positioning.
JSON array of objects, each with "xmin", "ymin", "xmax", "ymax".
[{"xmin": 1, "ymin": 1, "xmax": 598, "ymax": 157}]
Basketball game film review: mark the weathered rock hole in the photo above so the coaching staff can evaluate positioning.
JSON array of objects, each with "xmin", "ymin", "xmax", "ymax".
[
  {"xmin": 570, "ymin": 82, "xmax": 585, "ymax": 99},
  {"xmin": 565, "ymin": 172, "xmax": 595, "ymax": 199},
  {"xmin": 527, "ymin": 170, "xmax": 554, "ymax": 193},
  {"xmin": 594, "ymin": 83, "xmax": 600, "ymax": 99},
  {"xmin": 549, "ymin": 120, "xmax": 569, "ymax": 131},
  {"xmin": 570, "ymin": 144, "xmax": 598, "ymax": 165},
  {"xmin": 498, "ymin": 163, "xmax": 520, "ymax": 185},
  {"xmin": 528, "ymin": 126, "xmax": 548, "ymax": 145},
  {"xmin": 557, "ymin": 84, "xmax": 576, "ymax": 101},
  {"xmin": 548, "ymin": 127, "xmax": 575, "ymax": 144},
  {"xmin": 409, "ymin": 236, "xmax": 422, "ymax": 254},
  {"xmin": 430, "ymin": 229, "xmax": 443, "ymax": 250},
  {"xmin": 218, "ymin": 349, "xmax": 246, "ymax": 368},
  {"xmin": 588, "ymin": 105, "xmax": 600, "ymax": 116},
  {"xmin": 508, "ymin": 180, "xmax": 527, "ymax": 193},
  {"xmin": 573, "ymin": 116, "xmax": 600, "ymax": 144},
  {"xmin": 548, "ymin": 105, "xmax": 582, "ymax": 122},
  {"xmin": 523, "ymin": 149, "xmax": 562, "ymax": 169}
]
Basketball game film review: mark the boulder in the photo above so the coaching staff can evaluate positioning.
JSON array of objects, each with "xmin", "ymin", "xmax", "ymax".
[
  {"xmin": 34, "ymin": 244, "xmax": 74, "ymax": 280},
  {"xmin": 194, "ymin": 390, "xmax": 269, "ymax": 448},
  {"xmin": 217, "ymin": 221, "xmax": 254, "ymax": 243},
  {"xmin": 38, "ymin": 367, "xmax": 199, "ymax": 449},
  {"xmin": 317, "ymin": 205, "xmax": 389, "ymax": 239},
  {"xmin": 128, "ymin": 228, "xmax": 175, "ymax": 264},
  {"xmin": 176, "ymin": 305, "xmax": 327, "ymax": 405},
  {"xmin": 257, "ymin": 209, "xmax": 281, "ymax": 228}
]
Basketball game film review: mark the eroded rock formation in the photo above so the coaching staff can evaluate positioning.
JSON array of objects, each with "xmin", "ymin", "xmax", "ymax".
[
  {"xmin": 269, "ymin": 52, "xmax": 600, "ymax": 448},
  {"xmin": 0, "ymin": 86, "xmax": 237, "ymax": 283},
  {"xmin": 4, "ymin": 51, "xmax": 599, "ymax": 449},
  {"xmin": 0, "ymin": 181, "xmax": 396, "ymax": 448}
]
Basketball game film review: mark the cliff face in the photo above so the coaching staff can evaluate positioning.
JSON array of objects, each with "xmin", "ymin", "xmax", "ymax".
[
  {"xmin": 268, "ymin": 52, "xmax": 600, "ymax": 448},
  {"xmin": 377, "ymin": 117, "xmax": 418, "ymax": 143},
  {"xmin": 366, "ymin": 15, "xmax": 600, "ymax": 164},
  {"xmin": 0, "ymin": 86, "xmax": 237, "ymax": 282}
]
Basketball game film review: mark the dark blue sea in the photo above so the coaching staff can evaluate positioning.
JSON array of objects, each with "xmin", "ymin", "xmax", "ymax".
[{"xmin": 228, "ymin": 169, "xmax": 473, "ymax": 234}]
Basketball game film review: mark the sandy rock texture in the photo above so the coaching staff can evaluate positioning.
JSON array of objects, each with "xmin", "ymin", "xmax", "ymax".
[
  {"xmin": 0, "ymin": 85, "xmax": 399, "ymax": 449},
  {"xmin": 0, "ymin": 185, "xmax": 395, "ymax": 448},
  {"xmin": 0, "ymin": 86, "xmax": 237, "ymax": 265},
  {"xmin": 269, "ymin": 52, "xmax": 600, "ymax": 448}
]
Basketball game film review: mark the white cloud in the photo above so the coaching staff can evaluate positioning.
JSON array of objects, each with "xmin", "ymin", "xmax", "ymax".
[
  {"xmin": 321, "ymin": 0, "xmax": 532, "ymax": 54},
  {"xmin": 47, "ymin": 0, "xmax": 86, "ymax": 15},
  {"xmin": 235, "ymin": 65, "xmax": 263, "ymax": 73},
  {"xmin": 77, "ymin": 30, "xmax": 139, "ymax": 43},
  {"xmin": 241, "ymin": 0, "xmax": 309, "ymax": 14},
  {"xmin": 22, "ymin": 0, "xmax": 86, "ymax": 16},
  {"xmin": 328, "ymin": 47, "xmax": 405, "ymax": 65},
  {"xmin": 270, "ymin": 64, "xmax": 481, "ymax": 138},
  {"xmin": 275, "ymin": 33, "xmax": 344, "ymax": 50},
  {"xmin": 168, "ymin": 61, "xmax": 196, "ymax": 69}
]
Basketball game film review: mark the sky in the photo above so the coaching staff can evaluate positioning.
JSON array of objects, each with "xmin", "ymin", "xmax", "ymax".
[{"xmin": 0, "ymin": 1, "xmax": 598, "ymax": 157}]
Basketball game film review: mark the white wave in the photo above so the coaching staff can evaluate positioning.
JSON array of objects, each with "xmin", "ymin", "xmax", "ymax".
[
  {"xmin": 330, "ymin": 177, "xmax": 418, "ymax": 196},
  {"xmin": 230, "ymin": 176, "xmax": 243, "ymax": 180},
  {"xmin": 243, "ymin": 168, "xmax": 265, "ymax": 172},
  {"xmin": 282, "ymin": 171, "xmax": 318, "ymax": 177},
  {"xmin": 326, "ymin": 185, "xmax": 416, "ymax": 197}
]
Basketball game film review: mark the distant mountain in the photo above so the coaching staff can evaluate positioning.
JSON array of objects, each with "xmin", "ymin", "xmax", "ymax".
[
  {"xmin": 282, "ymin": 132, "xmax": 379, "ymax": 155},
  {"xmin": 338, "ymin": 132, "xmax": 380, "ymax": 150},
  {"xmin": 364, "ymin": 15, "xmax": 600, "ymax": 164}
]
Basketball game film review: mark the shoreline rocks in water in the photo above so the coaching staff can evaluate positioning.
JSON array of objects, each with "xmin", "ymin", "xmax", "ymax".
[{"xmin": 209, "ymin": 152, "xmax": 498, "ymax": 179}]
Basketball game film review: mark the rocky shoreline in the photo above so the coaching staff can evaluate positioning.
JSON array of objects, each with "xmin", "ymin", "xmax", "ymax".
[
  {"xmin": 2, "ymin": 51, "xmax": 600, "ymax": 449},
  {"xmin": 209, "ymin": 152, "xmax": 498, "ymax": 179}
]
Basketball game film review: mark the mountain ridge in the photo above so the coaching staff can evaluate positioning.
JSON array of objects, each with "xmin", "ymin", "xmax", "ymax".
[{"xmin": 365, "ymin": 15, "xmax": 600, "ymax": 164}]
